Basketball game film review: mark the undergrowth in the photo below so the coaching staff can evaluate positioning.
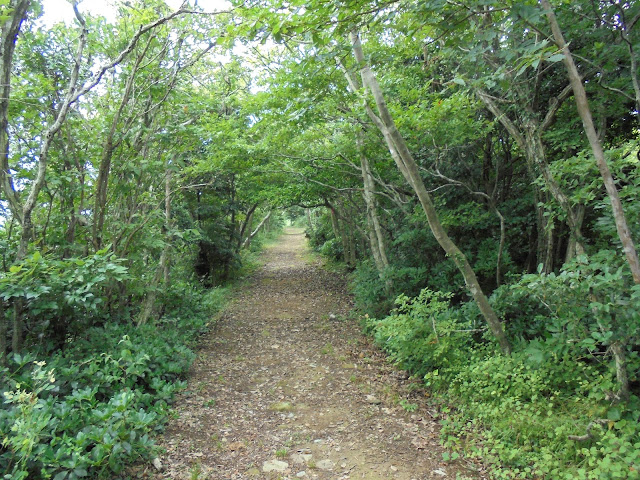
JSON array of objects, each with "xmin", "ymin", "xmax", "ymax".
[
  {"xmin": 0, "ymin": 282, "xmax": 227, "ymax": 480},
  {"xmin": 361, "ymin": 274, "xmax": 640, "ymax": 479}
]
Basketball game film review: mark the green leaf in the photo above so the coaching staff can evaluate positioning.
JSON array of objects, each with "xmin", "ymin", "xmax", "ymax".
[
  {"xmin": 607, "ymin": 408, "xmax": 621, "ymax": 421},
  {"xmin": 452, "ymin": 77, "xmax": 466, "ymax": 86},
  {"xmin": 547, "ymin": 53, "xmax": 565, "ymax": 63}
]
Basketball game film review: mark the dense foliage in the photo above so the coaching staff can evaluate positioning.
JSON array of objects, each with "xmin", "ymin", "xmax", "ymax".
[
  {"xmin": 1, "ymin": 281, "xmax": 225, "ymax": 479},
  {"xmin": 2, "ymin": 0, "xmax": 640, "ymax": 477}
]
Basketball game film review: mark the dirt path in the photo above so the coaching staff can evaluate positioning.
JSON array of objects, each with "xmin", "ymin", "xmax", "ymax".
[{"xmin": 148, "ymin": 229, "xmax": 481, "ymax": 480}]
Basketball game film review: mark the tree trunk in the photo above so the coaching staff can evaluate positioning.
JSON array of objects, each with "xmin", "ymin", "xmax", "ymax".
[
  {"xmin": 351, "ymin": 31, "xmax": 511, "ymax": 354},
  {"xmin": 238, "ymin": 203, "xmax": 258, "ymax": 251},
  {"xmin": 357, "ymin": 129, "xmax": 389, "ymax": 272},
  {"xmin": 544, "ymin": 218, "xmax": 555, "ymax": 274},
  {"xmin": 163, "ymin": 162, "xmax": 172, "ymax": 287},
  {"xmin": 11, "ymin": 300, "xmax": 22, "ymax": 355},
  {"xmin": 328, "ymin": 204, "xmax": 349, "ymax": 263},
  {"xmin": 305, "ymin": 208, "xmax": 312, "ymax": 230},
  {"xmin": 137, "ymin": 259, "xmax": 165, "ymax": 326},
  {"xmin": 344, "ymin": 208, "xmax": 357, "ymax": 266},
  {"xmin": 610, "ymin": 342, "xmax": 630, "ymax": 401},
  {"xmin": 243, "ymin": 211, "xmax": 272, "ymax": 249},
  {"xmin": 92, "ymin": 41, "xmax": 150, "ymax": 250},
  {"xmin": 565, "ymin": 205, "xmax": 585, "ymax": 263},
  {"xmin": 358, "ymin": 130, "xmax": 392, "ymax": 290},
  {"xmin": 477, "ymin": 90, "xmax": 585, "ymax": 260},
  {"xmin": 0, "ymin": 301, "xmax": 6, "ymax": 366},
  {"xmin": 0, "ymin": 0, "xmax": 31, "ymax": 226},
  {"xmin": 541, "ymin": 0, "xmax": 640, "ymax": 283},
  {"xmin": 491, "ymin": 203, "xmax": 506, "ymax": 287}
]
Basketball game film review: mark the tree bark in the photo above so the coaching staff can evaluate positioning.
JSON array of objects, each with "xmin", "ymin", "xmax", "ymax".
[
  {"xmin": 238, "ymin": 203, "xmax": 259, "ymax": 250},
  {"xmin": 343, "ymin": 205, "xmax": 358, "ymax": 266},
  {"xmin": 11, "ymin": 300, "xmax": 22, "ymax": 355},
  {"xmin": 357, "ymin": 129, "xmax": 389, "ymax": 274},
  {"xmin": 163, "ymin": 161, "xmax": 173, "ymax": 287},
  {"xmin": 243, "ymin": 211, "xmax": 272, "ymax": 249},
  {"xmin": 476, "ymin": 90, "xmax": 585, "ymax": 261},
  {"xmin": 93, "ymin": 37, "xmax": 151, "ymax": 250},
  {"xmin": 0, "ymin": 301, "xmax": 6, "ymax": 366},
  {"xmin": 137, "ymin": 260, "xmax": 165, "ymax": 326},
  {"xmin": 0, "ymin": 0, "xmax": 31, "ymax": 224},
  {"xmin": 328, "ymin": 204, "xmax": 349, "ymax": 263},
  {"xmin": 351, "ymin": 31, "xmax": 511, "ymax": 354},
  {"xmin": 541, "ymin": 0, "xmax": 640, "ymax": 284},
  {"xmin": 610, "ymin": 341, "xmax": 630, "ymax": 401}
]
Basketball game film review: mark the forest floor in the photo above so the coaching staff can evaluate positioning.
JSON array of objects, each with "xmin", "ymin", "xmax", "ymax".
[{"xmin": 142, "ymin": 228, "xmax": 485, "ymax": 480}]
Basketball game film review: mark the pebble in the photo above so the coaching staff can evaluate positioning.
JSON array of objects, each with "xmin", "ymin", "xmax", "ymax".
[
  {"xmin": 152, "ymin": 458, "xmax": 163, "ymax": 471},
  {"xmin": 316, "ymin": 459, "xmax": 334, "ymax": 471},
  {"xmin": 366, "ymin": 395, "xmax": 381, "ymax": 404},
  {"xmin": 296, "ymin": 472, "xmax": 307, "ymax": 478},
  {"xmin": 291, "ymin": 453, "xmax": 313, "ymax": 464},
  {"xmin": 262, "ymin": 460, "xmax": 289, "ymax": 472}
]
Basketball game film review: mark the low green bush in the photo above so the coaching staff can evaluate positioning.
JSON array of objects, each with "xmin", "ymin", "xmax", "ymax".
[
  {"xmin": 362, "ymin": 280, "xmax": 640, "ymax": 479},
  {"xmin": 0, "ymin": 284, "xmax": 225, "ymax": 480},
  {"xmin": 0, "ymin": 250, "xmax": 129, "ymax": 352},
  {"xmin": 318, "ymin": 238, "xmax": 343, "ymax": 261}
]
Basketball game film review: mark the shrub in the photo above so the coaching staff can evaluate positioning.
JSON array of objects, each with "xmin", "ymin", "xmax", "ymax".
[
  {"xmin": 361, "ymin": 279, "xmax": 640, "ymax": 479},
  {"xmin": 363, "ymin": 288, "xmax": 472, "ymax": 376},
  {"xmin": 0, "ymin": 284, "xmax": 224, "ymax": 479},
  {"xmin": 0, "ymin": 250, "xmax": 129, "ymax": 351}
]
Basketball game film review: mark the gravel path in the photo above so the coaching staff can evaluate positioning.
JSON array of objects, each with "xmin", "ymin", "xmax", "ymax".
[{"xmin": 147, "ymin": 228, "xmax": 482, "ymax": 480}]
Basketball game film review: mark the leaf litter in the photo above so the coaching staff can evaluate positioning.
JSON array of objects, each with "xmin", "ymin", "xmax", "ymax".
[{"xmin": 139, "ymin": 228, "xmax": 486, "ymax": 480}]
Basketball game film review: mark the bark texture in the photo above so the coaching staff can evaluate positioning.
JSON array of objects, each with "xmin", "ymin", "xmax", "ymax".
[
  {"xmin": 541, "ymin": 0, "xmax": 640, "ymax": 284},
  {"xmin": 350, "ymin": 32, "xmax": 511, "ymax": 354}
]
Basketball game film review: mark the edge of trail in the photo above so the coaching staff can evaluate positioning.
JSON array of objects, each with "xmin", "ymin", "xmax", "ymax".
[{"xmin": 143, "ymin": 228, "xmax": 486, "ymax": 480}]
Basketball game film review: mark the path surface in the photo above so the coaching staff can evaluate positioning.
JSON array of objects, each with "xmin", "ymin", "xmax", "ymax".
[{"xmin": 148, "ymin": 229, "xmax": 481, "ymax": 480}]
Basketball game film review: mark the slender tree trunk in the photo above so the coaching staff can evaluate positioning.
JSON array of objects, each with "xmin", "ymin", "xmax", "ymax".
[
  {"xmin": 328, "ymin": 204, "xmax": 349, "ymax": 263},
  {"xmin": 491, "ymin": 204, "xmax": 506, "ymax": 287},
  {"xmin": 238, "ymin": 203, "xmax": 258, "ymax": 250},
  {"xmin": 565, "ymin": 205, "xmax": 585, "ymax": 263},
  {"xmin": 351, "ymin": 31, "xmax": 511, "ymax": 354},
  {"xmin": 0, "ymin": 301, "xmax": 6, "ymax": 366},
  {"xmin": 358, "ymin": 130, "xmax": 392, "ymax": 290},
  {"xmin": 137, "ymin": 261, "xmax": 165, "ymax": 326},
  {"xmin": 62, "ymin": 145, "xmax": 77, "ymax": 257},
  {"xmin": 163, "ymin": 162, "xmax": 172, "ymax": 287},
  {"xmin": 344, "ymin": 209, "xmax": 357, "ymax": 266},
  {"xmin": 544, "ymin": 218, "xmax": 555, "ymax": 274},
  {"xmin": 610, "ymin": 341, "xmax": 630, "ymax": 401},
  {"xmin": 0, "ymin": 0, "xmax": 31, "ymax": 226},
  {"xmin": 528, "ymin": 129, "xmax": 585, "ymax": 258},
  {"xmin": 243, "ymin": 211, "xmax": 272, "ymax": 249},
  {"xmin": 477, "ymin": 90, "xmax": 585, "ymax": 259},
  {"xmin": 12, "ymin": 300, "xmax": 22, "ymax": 354},
  {"xmin": 92, "ymin": 41, "xmax": 150, "ymax": 250},
  {"xmin": 305, "ymin": 208, "xmax": 312, "ymax": 230},
  {"xmin": 357, "ymin": 129, "xmax": 389, "ymax": 271},
  {"xmin": 541, "ymin": 0, "xmax": 640, "ymax": 283}
]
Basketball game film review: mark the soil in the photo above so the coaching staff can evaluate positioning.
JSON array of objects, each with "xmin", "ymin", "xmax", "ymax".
[{"xmin": 144, "ymin": 228, "xmax": 486, "ymax": 480}]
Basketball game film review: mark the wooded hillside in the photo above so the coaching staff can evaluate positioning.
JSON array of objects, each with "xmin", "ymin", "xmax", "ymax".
[{"xmin": 1, "ymin": 0, "xmax": 639, "ymax": 478}]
